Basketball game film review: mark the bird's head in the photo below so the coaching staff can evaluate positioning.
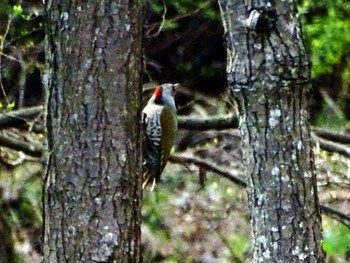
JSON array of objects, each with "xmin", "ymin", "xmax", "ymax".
[{"xmin": 153, "ymin": 83, "xmax": 178, "ymax": 110}]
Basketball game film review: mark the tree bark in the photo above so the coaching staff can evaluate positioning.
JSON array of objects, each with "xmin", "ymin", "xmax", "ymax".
[
  {"xmin": 43, "ymin": 1, "xmax": 143, "ymax": 262},
  {"xmin": 218, "ymin": 1, "xmax": 324, "ymax": 262}
]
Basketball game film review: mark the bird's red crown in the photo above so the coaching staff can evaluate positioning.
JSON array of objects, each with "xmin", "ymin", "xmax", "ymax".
[{"xmin": 154, "ymin": 86, "xmax": 163, "ymax": 102}]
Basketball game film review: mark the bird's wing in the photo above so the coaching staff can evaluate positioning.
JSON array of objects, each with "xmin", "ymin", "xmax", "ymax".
[
  {"xmin": 159, "ymin": 106, "xmax": 178, "ymax": 180},
  {"xmin": 142, "ymin": 106, "xmax": 162, "ymax": 188}
]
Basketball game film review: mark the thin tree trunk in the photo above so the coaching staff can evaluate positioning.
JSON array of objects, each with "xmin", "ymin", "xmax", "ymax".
[
  {"xmin": 43, "ymin": 1, "xmax": 143, "ymax": 262},
  {"xmin": 218, "ymin": 1, "xmax": 324, "ymax": 262}
]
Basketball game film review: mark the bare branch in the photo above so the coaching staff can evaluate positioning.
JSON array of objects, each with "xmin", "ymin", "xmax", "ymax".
[
  {"xmin": 0, "ymin": 15, "xmax": 14, "ymax": 104},
  {"xmin": 170, "ymin": 153, "xmax": 247, "ymax": 187},
  {"xmin": 0, "ymin": 132, "xmax": 43, "ymax": 157},
  {"xmin": 319, "ymin": 88, "xmax": 345, "ymax": 119},
  {"xmin": 0, "ymin": 52, "xmax": 20, "ymax": 62},
  {"xmin": 149, "ymin": 0, "xmax": 167, "ymax": 38},
  {"xmin": 0, "ymin": 106, "xmax": 44, "ymax": 129},
  {"xmin": 312, "ymin": 133, "xmax": 350, "ymax": 158},
  {"xmin": 169, "ymin": 153, "xmax": 350, "ymax": 229},
  {"xmin": 313, "ymin": 127, "xmax": 350, "ymax": 145},
  {"xmin": 320, "ymin": 206, "xmax": 350, "ymax": 229},
  {"xmin": 178, "ymin": 114, "xmax": 238, "ymax": 130}
]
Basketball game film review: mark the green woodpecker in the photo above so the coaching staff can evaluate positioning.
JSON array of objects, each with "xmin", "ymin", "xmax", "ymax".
[{"xmin": 142, "ymin": 83, "xmax": 178, "ymax": 189}]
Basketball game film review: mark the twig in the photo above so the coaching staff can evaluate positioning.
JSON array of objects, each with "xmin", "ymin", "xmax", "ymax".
[
  {"xmin": 319, "ymin": 88, "xmax": 345, "ymax": 119},
  {"xmin": 147, "ymin": 0, "xmax": 212, "ymax": 32},
  {"xmin": 0, "ymin": 15, "xmax": 14, "ymax": 105},
  {"xmin": 149, "ymin": 0, "xmax": 167, "ymax": 38},
  {"xmin": 0, "ymin": 52, "xmax": 20, "ymax": 62}
]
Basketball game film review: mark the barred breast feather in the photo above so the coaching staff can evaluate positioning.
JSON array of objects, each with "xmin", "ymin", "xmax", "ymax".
[{"xmin": 142, "ymin": 103, "xmax": 177, "ymax": 189}]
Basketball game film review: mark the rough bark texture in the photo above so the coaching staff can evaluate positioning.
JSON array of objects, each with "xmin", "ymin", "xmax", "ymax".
[
  {"xmin": 43, "ymin": 1, "xmax": 143, "ymax": 262},
  {"xmin": 218, "ymin": 0, "xmax": 324, "ymax": 262}
]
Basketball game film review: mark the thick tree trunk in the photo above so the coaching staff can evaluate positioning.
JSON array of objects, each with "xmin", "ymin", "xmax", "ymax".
[
  {"xmin": 43, "ymin": 1, "xmax": 143, "ymax": 262},
  {"xmin": 218, "ymin": 1, "xmax": 324, "ymax": 262}
]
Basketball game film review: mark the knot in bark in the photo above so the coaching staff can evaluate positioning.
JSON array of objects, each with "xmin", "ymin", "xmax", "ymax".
[{"xmin": 246, "ymin": 8, "xmax": 278, "ymax": 34}]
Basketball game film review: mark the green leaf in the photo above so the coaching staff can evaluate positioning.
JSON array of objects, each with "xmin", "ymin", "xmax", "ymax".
[
  {"xmin": 162, "ymin": 20, "xmax": 178, "ymax": 30},
  {"xmin": 6, "ymin": 101, "xmax": 15, "ymax": 110},
  {"xmin": 13, "ymin": 5, "xmax": 22, "ymax": 15},
  {"xmin": 323, "ymin": 220, "xmax": 350, "ymax": 255}
]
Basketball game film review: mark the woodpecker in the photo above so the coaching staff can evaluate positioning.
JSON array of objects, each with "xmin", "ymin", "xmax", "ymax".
[{"xmin": 142, "ymin": 83, "xmax": 178, "ymax": 189}]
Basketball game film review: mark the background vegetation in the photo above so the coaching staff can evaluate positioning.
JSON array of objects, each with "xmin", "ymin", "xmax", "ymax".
[{"xmin": 0, "ymin": 0, "xmax": 349, "ymax": 262}]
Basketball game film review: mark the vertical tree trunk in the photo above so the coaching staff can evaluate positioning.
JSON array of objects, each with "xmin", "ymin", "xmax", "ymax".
[
  {"xmin": 218, "ymin": 1, "xmax": 324, "ymax": 262},
  {"xmin": 43, "ymin": 1, "xmax": 143, "ymax": 262}
]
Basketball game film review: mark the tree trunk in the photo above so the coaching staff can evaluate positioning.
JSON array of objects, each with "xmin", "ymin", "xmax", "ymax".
[
  {"xmin": 43, "ymin": 1, "xmax": 143, "ymax": 262},
  {"xmin": 218, "ymin": 1, "xmax": 324, "ymax": 262}
]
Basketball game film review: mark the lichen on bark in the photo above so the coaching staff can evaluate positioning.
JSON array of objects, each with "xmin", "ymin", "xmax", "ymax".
[{"xmin": 218, "ymin": 0, "xmax": 324, "ymax": 262}]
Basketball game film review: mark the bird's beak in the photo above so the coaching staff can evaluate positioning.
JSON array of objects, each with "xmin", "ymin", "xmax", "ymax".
[{"xmin": 172, "ymin": 83, "xmax": 179, "ymax": 97}]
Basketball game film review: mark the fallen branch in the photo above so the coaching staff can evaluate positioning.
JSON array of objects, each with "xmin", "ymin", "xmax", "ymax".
[
  {"xmin": 320, "ymin": 205, "xmax": 350, "ymax": 229},
  {"xmin": 312, "ymin": 133, "xmax": 350, "ymax": 158},
  {"xmin": 0, "ymin": 133, "xmax": 44, "ymax": 157},
  {"xmin": 313, "ymin": 127, "xmax": 350, "ymax": 145},
  {"xmin": 169, "ymin": 153, "xmax": 350, "ymax": 229},
  {"xmin": 0, "ymin": 106, "xmax": 44, "ymax": 129},
  {"xmin": 169, "ymin": 153, "xmax": 246, "ymax": 187}
]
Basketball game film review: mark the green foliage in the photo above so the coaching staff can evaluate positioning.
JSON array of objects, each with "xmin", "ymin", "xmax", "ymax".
[
  {"xmin": 13, "ymin": 5, "xmax": 23, "ymax": 16},
  {"xmin": 6, "ymin": 101, "xmax": 16, "ymax": 110},
  {"xmin": 0, "ymin": 0, "xmax": 44, "ymax": 107},
  {"xmin": 323, "ymin": 220, "xmax": 350, "ymax": 255},
  {"xmin": 228, "ymin": 234, "xmax": 249, "ymax": 255},
  {"xmin": 143, "ymin": 189, "xmax": 170, "ymax": 233},
  {"xmin": 299, "ymin": 0, "xmax": 350, "ymax": 77},
  {"xmin": 314, "ymin": 102, "xmax": 348, "ymax": 128},
  {"xmin": 226, "ymin": 234, "xmax": 250, "ymax": 261},
  {"xmin": 13, "ymin": 5, "xmax": 40, "ymax": 21},
  {"xmin": 162, "ymin": 20, "xmax": 178, "ymax": 31}
]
